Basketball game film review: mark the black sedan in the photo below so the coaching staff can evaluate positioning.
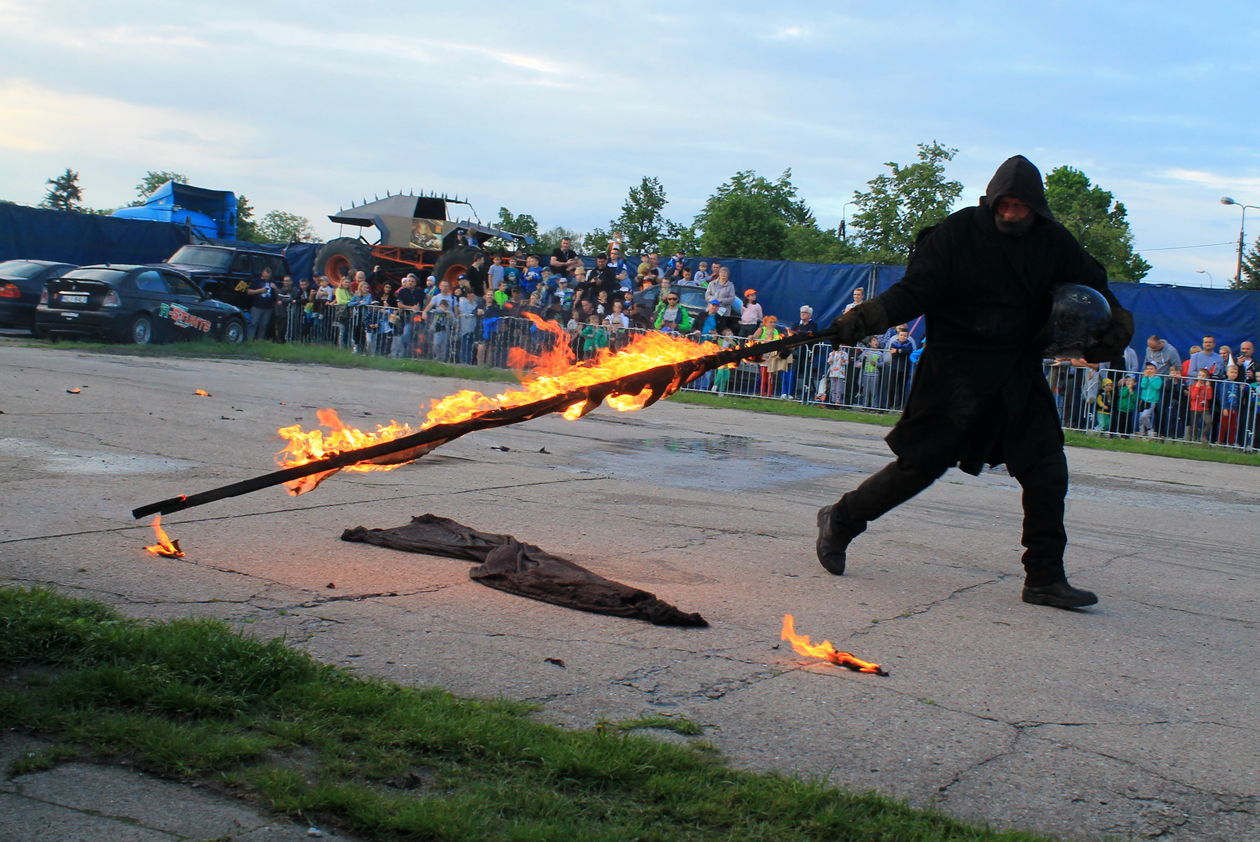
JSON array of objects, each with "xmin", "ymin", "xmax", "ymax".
[
  {"xmin": 0, "ymin": 259, "xmax": 78, "ymax": 331},
  {"xmin": 35, "ymin": 264, "xmax": 248, "ymax": 344}
]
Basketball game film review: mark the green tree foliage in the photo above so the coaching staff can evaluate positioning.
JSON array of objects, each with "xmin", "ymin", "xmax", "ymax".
[
  {"xmin": 659, "ymin": 224, "xmax": 702, "ymax": 257},
  {"xmin": 1240, "ymin": 235, "xmax": 1260, "ymax": 290},
  {"xmin": 696, "ymin": 169, "xmax": 829, "ymax": 260},
  {"xmin": 131, "ymin": 170, "xmax": 188, "ymax": 206},
  {"xmin": 39, "ymin": 168, "xmax": 85, "ymax": 213},
  {"xmin": 256, "ymin": 210, "xmax": 316, "ymax": 243},
  {"xmin": 533, "ymin": 226, "xmax": 584, "ymax": 255},
  {"xmin": 484, "ymin": 207, "xmax": 539, "ymax": 252},
  {"xmin": 698, "ymin": 192, "xmax": 788, "ymax": 260},
  {"xmin": 1043, "ymin": 166, "xmax": 1151, "ymax": 283},
  {"xmin": 850, "ymin": 141, "xmax": 963, "ymax": 265},
  {"xmin": 605, "ymin": 176, "xmax": 676, "ymax": 254},
  {"xmin": 783, "ymin": 224, "xmax": 861, "ymax": 264},
  {"xmin": 235, "ymin": 195, "xmax": 259, "ymax": 242}
]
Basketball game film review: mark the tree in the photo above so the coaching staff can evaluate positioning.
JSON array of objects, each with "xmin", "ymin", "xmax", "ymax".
[
  {"xmin": 782, "ymin": 224, "xmax": 860, "ymax": 264},
  {"xmin": 484, "ymin": 207, "xmax": 539, "ymax": 252},
  {"xmin": 533, "ymin": 226, "xmax": 584, "ymax": 255},
  {"xmin": 236, "ymin": 195, "xmax": 259, "ymax": 242},
  {"xmin": 131, "ymin": 170, "xmax": 188, "ymax": 206},
  {"xmin": 606, "ymin": 176, "xmax": 673, "ymax": 254},
  {"xmin": 849, "ymin": 141, "xmax": 963, "ymax": 264},
  {"xmin": 1043, "ymin": 166, "xmax": 1151, "ymax": 283},
  {"xmin": 39, "ymin": 168, "xmax": 85, "ymax": 213},
  {"xmin": 256, "ymin": 210, "xmax": 316, "ymax": 243},
  {"xmin": 698, "ymin": 192, "xmax": 788, "ymax": 260},
  {"xmin": 1240, "ymin": 235, "xmax": 1260, "ymax": 290},
  {"xmin": 693, "ymin": 169, "xmax": 824, "ymax": 261}
]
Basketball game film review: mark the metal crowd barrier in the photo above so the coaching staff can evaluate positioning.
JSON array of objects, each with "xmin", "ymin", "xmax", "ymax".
[{"xmin": 264, "ymin": 307, "xmax": 1260, "ymax": 451}]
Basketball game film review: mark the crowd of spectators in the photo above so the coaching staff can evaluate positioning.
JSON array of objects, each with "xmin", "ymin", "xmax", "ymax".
[{"xmin": 239, "ymin": 250, "xmax": 1260, "ymax": 451}]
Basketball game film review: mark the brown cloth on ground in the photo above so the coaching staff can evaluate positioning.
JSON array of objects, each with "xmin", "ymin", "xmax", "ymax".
[{"xmin": 341, "ymin": 514, "xmax": 707, "ymax": 627}]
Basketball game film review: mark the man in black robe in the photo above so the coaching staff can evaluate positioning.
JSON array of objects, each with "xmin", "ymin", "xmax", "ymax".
[{"xmin": 819, "ymin": 155, "xmax": 1133, "ymax": 609}]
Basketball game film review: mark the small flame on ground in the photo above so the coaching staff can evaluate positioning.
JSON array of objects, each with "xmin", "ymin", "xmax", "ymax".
[
  {"xmin": 780, "ymin": 614, "xmax": 888, "ymax": 675},
  {"xmin": 143, "ymin": 514, "xmax": 185, "ymax": 558},
  {"xmin": 194, "ymin": 389, "xmax": 211, "ymax": 397},
  {"xmin": 274, "ymin": 314, "xmax": 716, "ymax": 491}
]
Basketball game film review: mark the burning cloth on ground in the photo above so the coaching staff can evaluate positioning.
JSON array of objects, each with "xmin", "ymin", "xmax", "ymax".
[{"xmin": 341, "ymin": 514, "xmax": 707, "ymax": 626}]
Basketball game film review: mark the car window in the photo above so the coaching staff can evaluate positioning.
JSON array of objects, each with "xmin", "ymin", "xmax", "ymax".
[
  {"xmin": 230, "ymin": 253, "xmax": 252, "ymax": 274},
  {"xmin": 268, "ymin": 256, "xmax": 287, "ymax": 277},
  {"xmin": 64, "ymin": 268, "xmax": 127, "ymax": 284},
  {"xmin": 164, "ymin": 273, "xmax": 201, "ymax": 297},
  {"xmin": 0, "ymin": 261, "xmax": 50, "ymax": 279},
  {"xmin": 170, "ymin": 246, "xmax": 233, "ymax": 271},
  {"xmin": 133, "ymin": 270, "xmax": 167, "ymax": 293}
]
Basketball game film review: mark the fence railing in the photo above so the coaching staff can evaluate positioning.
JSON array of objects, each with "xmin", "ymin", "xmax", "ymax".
[{"xmin": 263, "ymin": 305, "xmax": 1260, "ymax": 451}]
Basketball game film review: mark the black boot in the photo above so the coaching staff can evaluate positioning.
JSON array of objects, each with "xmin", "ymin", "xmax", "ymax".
[
  {"xmin": 1021, "ymin": 580, "xmax": 1098, "ymax": 609},
  {"xmin": 816, "ymin": 504, "xmax": 866, "ymax": 575}
]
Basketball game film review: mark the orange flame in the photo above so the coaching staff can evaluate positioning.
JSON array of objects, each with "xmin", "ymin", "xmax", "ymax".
[
  {"xmin": 274, "ymin": 314, "xmax": 716, "ymax": 492},
  {"xmin": 143, "ymin": 514, "xmax": 185, "ymax": 558},
  {"xmin": 194, "ymin": 389, "xmax": 211, "ymax": 397},
  {"xmin": 780, "ymin": 614, "xmax": 888, "ymax": 675}
]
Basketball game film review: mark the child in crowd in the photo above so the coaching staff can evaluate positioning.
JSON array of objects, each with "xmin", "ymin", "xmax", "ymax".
[
  {"xmin": 823, "ymin": 344, "xmax": 849, "ymax": 405},
  {"xmin": 522, "ymin": 256, "xmax": 543, "ymax": 294},
  {"xmin": 859, "ymin": 336, "xmax": 884, "ymax": 408},
  {"xmin": 1094, "ymin": 378, "xmax": 1114, "ymax": 434},
  {"xmin": 712, "ymin": 329, "xmax": 737, "ymax": 393},
  {"xmin": 693, "ymin": 261, "xmax": 710, "ymax": 286},
  {"xmin": 1137, "ymin": 362, "xmax": 1162, "ymax": 436},
  {"xmin": 1216, "ymin": 364, "xmax": 1243, "ymax": 445},
  {"xmin": 1187, "ymin": 369, "xmax": 1214, "ymax": 442},
  {"xmin": 579, "ymin": 315, "xmax": 609, "ymax": 359},
  {"xmin": 1114, "ymin": 374, "xmax": 1138, "ymax": 437}
]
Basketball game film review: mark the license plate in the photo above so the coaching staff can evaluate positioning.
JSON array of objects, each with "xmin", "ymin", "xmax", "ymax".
[{"xmin": 59, "ymin": 293, "xmax": 88, "ymax": 304}]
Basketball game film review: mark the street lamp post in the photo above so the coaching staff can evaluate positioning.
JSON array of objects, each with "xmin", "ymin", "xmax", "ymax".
[
  {"xmin": 840, "ymin": 201, "xmax": 853, "ymax": 242},
  {"xmin": 1196, "ymin": 269, "xmax": 1213, "ymax": 288},
  {"xmin": 1220, "ymin": 197, "xmax": 1259, "ymax": 287}
]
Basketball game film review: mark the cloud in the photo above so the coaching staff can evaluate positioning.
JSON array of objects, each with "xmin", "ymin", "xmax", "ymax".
[
  {"xmin": 763, "ymin": 25, "xmax": 810, "ymax": 40},
  {"xmin": 0, "ymin": 79, "xmax": 261, "ymax": 163}
]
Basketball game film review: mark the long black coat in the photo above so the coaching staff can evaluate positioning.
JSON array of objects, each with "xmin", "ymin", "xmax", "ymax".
[{"xmin": 873, "ymin": 159, "xmax": 1117, "ymax": 476}]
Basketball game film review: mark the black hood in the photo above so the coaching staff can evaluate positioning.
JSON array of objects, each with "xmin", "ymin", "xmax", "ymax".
[{"xmin": 982, "ymin": 155, "xmax": 1054, "ymax": 221}]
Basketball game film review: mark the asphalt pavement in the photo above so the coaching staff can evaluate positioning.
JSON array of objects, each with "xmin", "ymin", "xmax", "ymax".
[{"xmin": 1, "ymin": 344, "xmax": 1256, "ymax": 841}]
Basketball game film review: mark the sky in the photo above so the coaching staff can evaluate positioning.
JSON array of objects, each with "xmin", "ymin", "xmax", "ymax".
[{"xmin": 2, "ymin": 1, "xmax": 1258, "ymax": 288}]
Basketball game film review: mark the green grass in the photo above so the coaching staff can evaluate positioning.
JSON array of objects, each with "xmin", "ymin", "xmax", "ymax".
[
  {"xmin": 0, "ymin": 586, "xmax": 1051, "ymax": 841},
  {"xmin": 23, "ymin": 335, "xmax": 1260, "ymax": 467}
]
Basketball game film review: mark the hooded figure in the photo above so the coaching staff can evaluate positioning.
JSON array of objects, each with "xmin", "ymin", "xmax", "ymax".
[{"xmin": 818, "ymin": 155, "xmax": 1133, "ymax": 609}]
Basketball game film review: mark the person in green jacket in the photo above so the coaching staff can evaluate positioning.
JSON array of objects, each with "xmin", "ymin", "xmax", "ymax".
[
  {"xmin": 1136, "ymin": 363, "xmax": 1162, "ymax": 436},
  {"xmin": 653, "ymin": 291, "xmax": 694, "ymax": 333},
  {"xmin": 1114, "ymin": 374, "xmax": 1139, "ymax": 437}
]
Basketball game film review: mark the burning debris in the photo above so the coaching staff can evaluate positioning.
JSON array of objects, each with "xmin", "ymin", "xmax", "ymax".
[
  {"xmin": 780, "ymin": 614, "xmax": 888, "ymax": 675},
  {"xmin": 194, "ymin": 389, "xmax": 211, "ymax": 397},
  {"xmin": 143, "ymin": 515, "xmax": 185, "ymax": 558}
]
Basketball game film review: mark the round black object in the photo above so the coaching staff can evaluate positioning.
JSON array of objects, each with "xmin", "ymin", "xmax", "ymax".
[{"xmin": 1042, "ymin": 284, "xmax": 1111, "ymax": 357}]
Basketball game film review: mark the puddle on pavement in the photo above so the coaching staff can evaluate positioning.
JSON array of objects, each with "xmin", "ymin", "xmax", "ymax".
[{"xmin": 563, "ymin": 433, "xmax": 844, "ymax": 490}]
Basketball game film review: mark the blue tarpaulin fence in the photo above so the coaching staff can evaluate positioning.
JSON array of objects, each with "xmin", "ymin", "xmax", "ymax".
[{"xmin": 0, "ymin": 203, "xmax": 190, "ymax": 266}]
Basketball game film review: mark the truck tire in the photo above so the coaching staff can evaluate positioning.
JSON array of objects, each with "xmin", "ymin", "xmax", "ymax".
[
  {"xmin": 432, "ymin": 246, "xmax": 483, "ymax": 290},
  {"xmin": 317, "ymin": 238, "xmax": 373, "ymax": 283}
]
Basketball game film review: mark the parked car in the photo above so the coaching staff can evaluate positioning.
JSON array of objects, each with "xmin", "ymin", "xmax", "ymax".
[
  {"xmin": 0, "ymin": 259, "xmax": 78, "ymax": 331},
  {"xmin": 161, "ymin": 244, "xmax": 292, "ymax": 311},
  {"xmin": 35, "ymin": 264, "xmax": 247, "ymax": 344}
]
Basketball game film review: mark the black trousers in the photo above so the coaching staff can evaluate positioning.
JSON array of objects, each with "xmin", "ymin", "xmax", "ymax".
[{"xmin": 835, "ymin": 451, "xmax": 1069, "ymax": 586}]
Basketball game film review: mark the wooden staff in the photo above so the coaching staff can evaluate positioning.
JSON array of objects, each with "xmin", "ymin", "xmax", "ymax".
[{"xmin": 132, "ymin": 327, "xmax": 836, "ymax": 519}]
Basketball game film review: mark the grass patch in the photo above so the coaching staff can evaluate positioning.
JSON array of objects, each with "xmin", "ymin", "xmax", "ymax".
[
  {"xmin": 22, "ymin": 336, "xmax": 1258, "ymax": 466},
  {"xmin": 0, "ymin": 586, "xmax": 1050, "ymax": 841}
]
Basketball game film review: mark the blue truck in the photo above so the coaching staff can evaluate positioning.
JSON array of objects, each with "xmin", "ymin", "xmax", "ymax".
[{"xmin": 111, "ymin": 181, "xmax": 238, "ymax": 240}]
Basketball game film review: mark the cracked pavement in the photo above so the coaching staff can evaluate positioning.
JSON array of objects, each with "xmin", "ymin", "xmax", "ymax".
[{"xmin": 2, "ymin": 345, "xmax": 1257, "ymax": 841}]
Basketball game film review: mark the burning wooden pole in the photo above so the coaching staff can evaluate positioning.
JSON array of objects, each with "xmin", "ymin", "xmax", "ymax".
[{"xmin": 132, "ymin": 327, "xmax": 836, "ymax": 520}]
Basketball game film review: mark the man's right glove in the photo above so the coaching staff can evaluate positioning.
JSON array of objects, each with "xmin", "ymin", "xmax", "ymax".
[
  {"xmin": 1082, "ymin": 304, "xmax": 1134, "ymax": 364},
  {"xmin": 828, "ymin": 300, "xmax": 889, "ymax": 348}
]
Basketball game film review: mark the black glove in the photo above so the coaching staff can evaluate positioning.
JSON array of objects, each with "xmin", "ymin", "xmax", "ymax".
[
  {"xmin": 828, "ymin": 300, "xmax": 888, "ymax": 348},
  {"xmin": 1082, "ymin": 305, "xmax": 1134, "ymax": 364}
]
